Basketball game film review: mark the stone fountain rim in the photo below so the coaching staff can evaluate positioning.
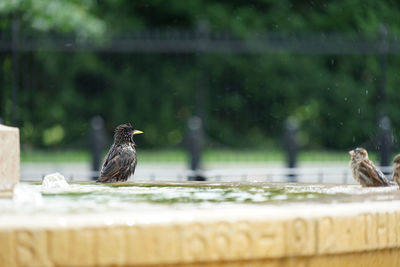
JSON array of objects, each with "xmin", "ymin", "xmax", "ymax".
[
  {"xmin": 1, "ymin": 181, "xmax": 399, "ymax": 230},
  {"xmin": 2, "ymin": 181, "xmax": 400, "ymax": 266}
]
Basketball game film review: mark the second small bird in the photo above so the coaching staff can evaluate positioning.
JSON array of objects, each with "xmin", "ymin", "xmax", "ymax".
[
  {"xmin": 349, "ymin": 147, "xmax": 390, "ymax": 187},
  {"xmin": 392, "ymin": 154, "xmax": 400, "ymax": 188}
]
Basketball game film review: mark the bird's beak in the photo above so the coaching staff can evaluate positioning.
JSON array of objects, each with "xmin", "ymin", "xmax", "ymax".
[
  {"xmin": 133, "ymin": 130, "xmax": 143, "ymax": 135},
  {"xmin": 349, "ymin": 150, "xmax": 354, "ymax": 156}
]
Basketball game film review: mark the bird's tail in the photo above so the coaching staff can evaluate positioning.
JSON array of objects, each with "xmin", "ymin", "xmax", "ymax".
[{"xmin": 96, "ymin": 175, "xmax": 107, "ymax": 183}]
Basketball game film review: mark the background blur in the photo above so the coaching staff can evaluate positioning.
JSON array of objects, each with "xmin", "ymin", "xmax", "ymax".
[{"xmin": 1, "ymin": 0, "xmax": 400, "ymax": 181}]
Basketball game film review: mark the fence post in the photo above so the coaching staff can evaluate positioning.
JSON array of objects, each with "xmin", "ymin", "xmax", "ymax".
[
  {"xmin": 377, "ymin": 23, "xmax": 388, "ymax": 119},
  {"xmin": 195, "ymin": 20, "xmax": 209, "ymax": 124},
  {"xmin": 378, "ymin": 116, "xmax": 392, "ymax": 172},
  {"xmin": 376, "ymin": 24, "xmax": 391, "ymax": 175},
  {"xmin": 186, "ymin": 116, "xmax": 206, "ymax": 181},
  {"xmin": 283, "ymin": 116, "xmax": 299, "ymax": 182},
  {"xmin": 89, "ymin": 116, "xmax": 106, "ymax": 180}
]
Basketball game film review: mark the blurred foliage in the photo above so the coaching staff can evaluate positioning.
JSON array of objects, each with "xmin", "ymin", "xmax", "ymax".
[
  {"xmin": 0, "ymin": 0, "xmax": 105, "ymax": 39},
  {"xmin": 2, "ymin": 0, "xmax": 400, "ymax": 151}
]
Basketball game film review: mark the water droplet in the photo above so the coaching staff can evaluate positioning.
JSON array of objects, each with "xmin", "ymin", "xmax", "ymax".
[
  {"xmin": 340, "ymin": 122, "xmax": 343, "ymax": 126},
  {"xmin": 352, "ymin": 136, "xmax": 355, "ymax": 142},
  {"xmin": 358, "ymin": 108, "xmax": 361, "ymax": 114},
  {"xmin": 344, "ymin": 97, "xmax": 347, "ymax": 101},
  {"xmin": 331, "ymin": 59, "xmax": 335, "ymax": 65},
  {"xmin": 366, "ymin": 90, "xmax": 369, "ymax": 95},
  {"xmin": 327, "ymin": 87, "xmax": 330, "ymax": 91}
]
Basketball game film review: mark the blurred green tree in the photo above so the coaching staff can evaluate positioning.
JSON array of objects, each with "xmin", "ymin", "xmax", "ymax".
[
  {"xmin": 1, "ymin": 0, "xmax": 400, "ymax": 151},
  {"xmin": 0, "ymin": 0, "xmax": 104, "ymax": 38}
]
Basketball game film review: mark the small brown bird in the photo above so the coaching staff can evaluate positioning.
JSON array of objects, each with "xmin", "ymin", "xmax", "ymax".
[
  {"xmin": 349, "ymin": 147, "xmax": 390, "ymax": 187},
  {"xmin": 97, "ymin": 124, "xmax": 143, "ymax": 183},
  {"xmin": 392, "ymin": 154, "xmax": 400, "ymax": 188}
]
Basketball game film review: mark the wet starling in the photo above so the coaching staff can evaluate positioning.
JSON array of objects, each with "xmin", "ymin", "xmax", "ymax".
[
  {"xmin": 392, "ymin": 154, "xmax": 400, "ymax": 188},
  {"xmin": 97, "ymin": 124, "xmax": 143, "ymax": 183},
  {"xmin": 349, "ymin": 147, "xmax": 390, "ymax": 187}
]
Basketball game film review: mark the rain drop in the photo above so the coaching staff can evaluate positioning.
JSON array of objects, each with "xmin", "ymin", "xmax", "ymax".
[
  {"xmin": 352, "ymin": 136, "xmax": 355, "ymax": 142},
  {"xmin": 330, "ymin": 59, "xmax": 335, "ymax": 65},
  {"xmin": 366, "ymin": 90, "xmax": 369, "ymax": 95},
  {"xmin": 344, "ymin": 97, "xmax": 347, "ymax": 101},
  {"xmin": 327, "ymin": 87, "xmax": 330, "ymax": 91},
  {"xmin": 358, "ymin": 108, "xmax": 361, "ymax": 114}
]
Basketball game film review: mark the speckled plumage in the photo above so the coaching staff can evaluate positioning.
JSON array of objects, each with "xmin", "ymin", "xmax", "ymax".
[
  {"xmin": 97, "ymin": 124, "xmax": 142, "ymax": 183},
  {"xmin": 392, "ymin": 154, "xmax": 400, "ymax": 189},
  {"xmin": 349, "ymin": 147, "xmax": 389, "ymax": 187}
]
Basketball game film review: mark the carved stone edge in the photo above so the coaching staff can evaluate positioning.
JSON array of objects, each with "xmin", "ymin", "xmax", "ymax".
[{"xmin": 1, "ymin": 210, "xmax": 400, "ymax": 266}]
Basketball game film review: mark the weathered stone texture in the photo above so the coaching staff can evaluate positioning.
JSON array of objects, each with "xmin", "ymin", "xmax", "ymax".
[
  {"xmin": 1, "ymin": 211, "xmax": 400, "ymax": 266},
  {"xmin": 0, "ymin": 124, "xmax": 20, "ymax": 196}
]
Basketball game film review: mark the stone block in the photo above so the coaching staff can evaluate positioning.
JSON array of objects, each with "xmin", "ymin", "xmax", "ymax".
[{"xmin": 0, "ymin": 124, "xmax": 20, "ymax": 197}]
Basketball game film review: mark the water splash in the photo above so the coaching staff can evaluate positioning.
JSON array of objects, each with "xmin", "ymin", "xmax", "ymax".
[
  {"xmin": 42, "ymin": 173, "xmax": 70, "ymax": 190},
  {"xmin": 13, "ymin": 184, "xmax": 43, "ymax": 206}
]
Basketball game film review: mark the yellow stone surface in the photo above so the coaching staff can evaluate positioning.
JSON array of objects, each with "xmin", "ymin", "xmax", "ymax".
[
  {"xmin": 1, "ymin": 209, "xmax": 400, "ymax": 266},
  {"xmin": 0, "ymin": 124, "xmax": 20, "ymax": 196}
]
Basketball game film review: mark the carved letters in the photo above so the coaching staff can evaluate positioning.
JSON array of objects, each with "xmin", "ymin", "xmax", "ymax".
[{"xmin": 1, "ymin": 211, "xmax": 400, "ymax": 266}]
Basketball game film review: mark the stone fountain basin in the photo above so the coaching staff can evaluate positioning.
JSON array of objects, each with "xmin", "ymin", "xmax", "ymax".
[{"xmin": 1, "ymin": 181, "xmax": 400, "ymax": 266}]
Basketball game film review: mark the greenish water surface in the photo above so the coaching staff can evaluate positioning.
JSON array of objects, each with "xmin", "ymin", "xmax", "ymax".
[{"xmin": 1, "ymin": 182, "xmax": 398, "ymax": 215}]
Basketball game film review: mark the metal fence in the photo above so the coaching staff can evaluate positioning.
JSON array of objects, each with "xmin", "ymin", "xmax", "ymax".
[
  {"xmin": 1, "ymin": 24, "xmax": 398, "ymax": 54},
  {"xmin": 21, "ymin": 162, "xmax": 394, "ymax": 185},
  {"xmin": 3, "ymin": 24, "xmax": 399, "ymax": 182}
]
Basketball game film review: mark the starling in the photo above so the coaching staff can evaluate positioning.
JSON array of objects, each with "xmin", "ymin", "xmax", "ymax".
[
  {"xmin": 97, "ymin": 124, "xmax": 143, "ymax": 183},
  {"xmin": 349, "ymin": 147, "xmax": 390, "ymax": 187},
  {"xmin": 392, "ymin": 154, "xmax": 400, "ymax": 188}
]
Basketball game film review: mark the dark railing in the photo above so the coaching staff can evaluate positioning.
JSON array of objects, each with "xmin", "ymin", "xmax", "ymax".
[
  {"xmin": 2, "ymin": 25, "xmax": 397, "ymax": 180},
  {"xmin": 1, "ymin": 30, "xmax": 399, "ymax": 54}
]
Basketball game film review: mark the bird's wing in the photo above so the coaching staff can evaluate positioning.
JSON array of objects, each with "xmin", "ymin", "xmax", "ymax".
[
  {"xmin": 359, "ymin": 160, "xmax": 389, "ymax": 186},
  {"xmin": 392, "ymin": 166, "xmax": 397, "ymax": 180},
  {"xmin": 97, "ymin": 146, "xmax": 135, "ymax": 182},
  {"xmin": 130, "ymin": 157, "xmax": 137, "ymax": 176}
]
